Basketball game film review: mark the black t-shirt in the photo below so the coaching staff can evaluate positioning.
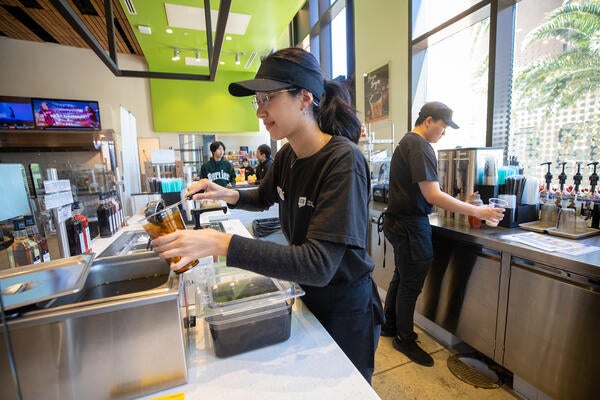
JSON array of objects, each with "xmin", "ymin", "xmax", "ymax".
[
  {"xmin": 255, "ymin": 157, "xmax": 273, "ymax": 181},
  {"xmin": 387, "ymin": 132, "xmax": 438, "ymax": 216},
  {"xmin": 227, "ymin": 135, "xmax": 374, "ymax": 286}
]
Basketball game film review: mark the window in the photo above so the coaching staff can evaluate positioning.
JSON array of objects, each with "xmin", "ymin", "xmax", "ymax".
[
  {"xmin": 509, "ymin": 0, "xmax": 600, "ymax": 182},
  {"xmin": 411, "ymin": 5, "xmax": 490, "ymax": 151},
  {"xmin": 301, "ymin": 0, "xmax": 352, "ymax": 81},
  {"xmin": 331, "ymin": 7, "xmax": 347, "ymax": 78},
  {"xmin": 412, "ymin": 0, "xmax": 483, "ymax": 39},
  {"xmin": 411, "ymin": 0, "xmax": 600, "ymax": 187}
]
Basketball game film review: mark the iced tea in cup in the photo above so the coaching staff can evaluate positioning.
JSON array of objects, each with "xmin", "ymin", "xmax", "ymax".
[
  {"xmin": 485, "ymin": 198, "xmax": 508, "ymax": 227},
  {"xmin": 141, "ymin": 203, "xmax": 199, "ymax": 274}
]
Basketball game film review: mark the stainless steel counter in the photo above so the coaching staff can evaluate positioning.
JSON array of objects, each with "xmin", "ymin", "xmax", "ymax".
[
  {"xmin": 369, "ymin": 203, "xmax": 600, "ymax": 278},
  {"xmin": 428, "ymin": 214, "xmax": 600, "ymax": 279},
  {"xmin": 369, "ymin": 202, "xmax": 599, "ymax": 400}
]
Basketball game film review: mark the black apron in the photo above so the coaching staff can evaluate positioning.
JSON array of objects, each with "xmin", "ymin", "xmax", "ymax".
[{"xmin": 301, "ymin": 274, "xmax": 384, "ymax": 382}]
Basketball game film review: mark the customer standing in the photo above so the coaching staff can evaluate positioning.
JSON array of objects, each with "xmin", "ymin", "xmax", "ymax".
[
  {"xmin": 381, "ymin": 101, "xmax": 504, "ymax": 366},
  {"xmin": 254, "ymin": 143, "xmax": 273, "ymax": 182},
  {"xmin": 151, "ymin": 47, "xmax": 383, "ymax": 383},
  {"xmin": 200, "ymin": 141, "xmax": 236, "ymax": 187},
  {"xmin": 241, "ymin": 157, "xmax": 255, "ymax": 180}
]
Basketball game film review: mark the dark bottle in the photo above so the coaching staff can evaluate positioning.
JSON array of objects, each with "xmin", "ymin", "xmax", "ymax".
[
  {"xmin": 592, "ymin": 203, "xmax": 600, "ymax": 229},
  {"xmin": 66, "ymin": 204, "xmax": 85, "ymax": 256},
  {"xmin": 24, "ymin": 214, "xmax": 51, "ymax": 262},
  {"xmin": 97, "ymin": 193, "xmax": 114, "ymax": 238},
  {"xmin": 113, "ymin": 191, "xmax": 125, "ymax": 227},
  {"xmin": 8, "ymin": 217, "xmax": 41, "ymax": 268},
  {"xmin": 72, "ymin": 202, "xmax": 92, "ymax": 253}
]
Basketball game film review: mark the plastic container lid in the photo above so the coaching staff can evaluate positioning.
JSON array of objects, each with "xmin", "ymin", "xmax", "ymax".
[{"xmin": 194, "ymin": 263, "xmax": 304, "ymax": 319}]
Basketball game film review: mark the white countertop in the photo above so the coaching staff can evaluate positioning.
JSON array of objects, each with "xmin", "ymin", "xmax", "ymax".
[
  {"xmin": 138, "ymin": 299, "xmax": 380, "ymax": 400},
  {"xmin": 92, "ymin": 217, "xmax": 380, "ymax": 400}
]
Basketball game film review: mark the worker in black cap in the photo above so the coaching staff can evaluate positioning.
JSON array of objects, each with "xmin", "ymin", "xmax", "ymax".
[
  {"xmin": 380, "ymin": 101, "xmax": 504, "ymax": 366},
  {"xmin": 151, "ymin": 47, "xmax": 384, "ymax": 383}
]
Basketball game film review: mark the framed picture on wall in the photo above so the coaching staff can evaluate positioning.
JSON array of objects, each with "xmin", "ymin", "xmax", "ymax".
[{"xmin": 364, "ymin": 64, "xmax": 389, "ymax": 123}]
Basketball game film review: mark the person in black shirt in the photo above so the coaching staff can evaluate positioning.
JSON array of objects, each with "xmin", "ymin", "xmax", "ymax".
[
  {"xmin": 254, "ymin": 143, "xmax": 273, "ymax": 182},
  {"xmin": 151, "ymin": 47, "xmax": 384, "ymax": 383},
  {"xmin": 381, "ymin": 101, "xmax": 504, "ymax": 366}
]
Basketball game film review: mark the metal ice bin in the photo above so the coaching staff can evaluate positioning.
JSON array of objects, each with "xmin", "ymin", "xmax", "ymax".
[{"xmin": 0, "ymin": 252, "xmax": 188, "ymax": 400}]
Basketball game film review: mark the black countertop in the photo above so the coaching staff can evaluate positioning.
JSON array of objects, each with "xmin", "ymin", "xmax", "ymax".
[{"xmin": 370, "ymin": 201, "xmax": 600, "ymax": 279}]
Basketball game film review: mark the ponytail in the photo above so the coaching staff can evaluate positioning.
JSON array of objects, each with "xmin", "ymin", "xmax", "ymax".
[{"xmin": 315, "ymin": 80, "xmax": 361, "ymax": 143}]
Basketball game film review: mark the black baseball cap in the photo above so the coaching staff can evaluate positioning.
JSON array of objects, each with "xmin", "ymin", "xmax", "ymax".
[
  {"xmin": 419, "ymin": 101, "xmax": 459, "ymax": 129},
  {"xmin": 228, "ymin": 56, "xmax": 325, "ymax": 102}
]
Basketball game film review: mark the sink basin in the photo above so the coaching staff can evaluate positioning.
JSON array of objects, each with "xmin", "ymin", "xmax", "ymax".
[
  {"xmin": 48, "ymin": 252, "xmax": 173, "ymax": 308},
  {"xmin": 0, "ymin": 252, "xmax": 188, "ymax": 400}
]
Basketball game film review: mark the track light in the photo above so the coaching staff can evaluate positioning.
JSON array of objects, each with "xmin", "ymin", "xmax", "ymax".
[
  {"xmin": 235, "ymin": 53, "xmax": 241, "ymax": 65},
  {"xmin": 172, "ymin": 48, "xmax": 180, "ymax": 61},
  {"xmin": 245, "ymin": 51, "xmax": 257, "ymax": 69}
]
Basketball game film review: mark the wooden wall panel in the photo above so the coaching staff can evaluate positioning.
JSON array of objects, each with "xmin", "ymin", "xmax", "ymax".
[{"xmin": 0, "ymin": 0, "xmax": 142, "ymax": 56}]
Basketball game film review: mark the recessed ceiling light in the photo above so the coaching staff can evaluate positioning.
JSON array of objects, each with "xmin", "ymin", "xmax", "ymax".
[
  {"xmin": 165, "ymin": 4, "xmax": 251, "ymax": 35},
  {"xmin": 226, "ymin": 36, "xmax": 232, "ymax": 41},
  {"xmin": 220, "ymin": 61, "xmax": 225, "ymax": 65},
  {"xmin": 185, "ymin": 56, "xmax": 208, "ymax": 67},
  {"xmin": 166, "ymin": 28, "xmax": 173, "ymax": 34},
  {"xmin": 137, "ymin": 25, "xmax": 151, "ymax": 35}
]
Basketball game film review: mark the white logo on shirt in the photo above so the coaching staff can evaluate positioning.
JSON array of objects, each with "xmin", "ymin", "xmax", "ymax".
[{"xmin": 298, "ymin": 197, "xmax": 315, "ymax": 208}]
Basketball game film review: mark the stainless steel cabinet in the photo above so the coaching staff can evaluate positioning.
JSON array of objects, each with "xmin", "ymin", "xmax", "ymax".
[
  {"xmin": 416, "ymin": 240, "xmax": 501, "ymax": 359},
  {"xmin": 504, "ymin": 258, "xmax": 600, "ymax": 400}
]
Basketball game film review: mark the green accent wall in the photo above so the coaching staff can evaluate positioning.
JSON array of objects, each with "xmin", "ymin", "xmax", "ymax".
[{"xmin": 150, "ymin": 70, "xmax": 258, "ymax": 132}]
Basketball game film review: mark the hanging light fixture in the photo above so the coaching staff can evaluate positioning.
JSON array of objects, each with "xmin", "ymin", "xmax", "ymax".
[
  {"xmin": 172, "ymin": 48, "xmax": 180, "ymax": 61},
  {"xmin": 235, "ymin": 52, "xmax": 241, "ymax": 65}
]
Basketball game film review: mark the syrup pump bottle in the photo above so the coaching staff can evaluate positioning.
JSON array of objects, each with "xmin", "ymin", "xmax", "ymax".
[
  {"xmin": 557, "ymin": 162, "xmax": 568, "ymax": 208},
  {"xmin": 584, "ymin": 161, "xmax": 599, "ymax": 228},
  {"xmin": 540, "ymin": 162, "xmax": 553, "ymax": 204},
  {"xmin": 24, "ymin": 214, "xmax": 51, "ymax": 262},
  {"xmin": 8, "ymin": 217, "xmax": 41, "ymax": 268},
  {"xmin": 567, "ymin": 161, "xmax": 583, "ymax": 211}
]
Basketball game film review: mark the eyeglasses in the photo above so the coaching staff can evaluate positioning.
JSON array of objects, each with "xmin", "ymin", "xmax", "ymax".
[{"xmin": 251, "ymin": 88, "xmax": 296, "ymax": 110}]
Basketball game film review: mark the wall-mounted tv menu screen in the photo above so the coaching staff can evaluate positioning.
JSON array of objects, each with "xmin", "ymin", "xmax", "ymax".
[
  {"xmin": 32, "ymin": 98, "xmax": 101, "ymax": 129},
  {"xmin": 0, "ymin": 96, "xmax": 35, "ymax": 129}
]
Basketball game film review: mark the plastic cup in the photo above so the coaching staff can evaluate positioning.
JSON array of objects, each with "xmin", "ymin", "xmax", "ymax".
[
  {"xmin": 141, "ymin": 203, "xmax": 198, "ymax": 274},
  {"xmin": 485, "ymin": 198, "xmax": 508, "ymax": 227}
]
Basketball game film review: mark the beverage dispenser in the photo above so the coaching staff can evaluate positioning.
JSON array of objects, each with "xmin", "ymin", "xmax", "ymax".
[
  {"xmin": 436, "ymin": 149, "xmax": 456, "ymax": 218},
  {"xmin": 452, "ymin": 147, "xmax": 504, "ymax": 204},
  {"xmin": 436, "ymin": 147, "xmax": 504, "ymax": 221}
]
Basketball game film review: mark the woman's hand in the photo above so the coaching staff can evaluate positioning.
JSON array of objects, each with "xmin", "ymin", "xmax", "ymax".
[
  {"xmin": 476, "ymin": 205, "xmax": 505, "ymax": 226},
  {"xmin": 151, "ymin": 228, "xmax": 233, "ymax": 272},
  {"xmin": 186, "ymin": 178, "xmax": 240, "ymax": 205}
]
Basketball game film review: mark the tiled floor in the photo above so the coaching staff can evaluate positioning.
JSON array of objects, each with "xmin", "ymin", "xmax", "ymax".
[{"xmin": 372, "ymin": 326, "xmax": 519, "ymax": 400}]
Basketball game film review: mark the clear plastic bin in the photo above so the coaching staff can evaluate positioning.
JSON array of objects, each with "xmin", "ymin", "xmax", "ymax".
[{"xmin": 195, "ymin": 263, "xmax": 304, "ymax": 357}]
